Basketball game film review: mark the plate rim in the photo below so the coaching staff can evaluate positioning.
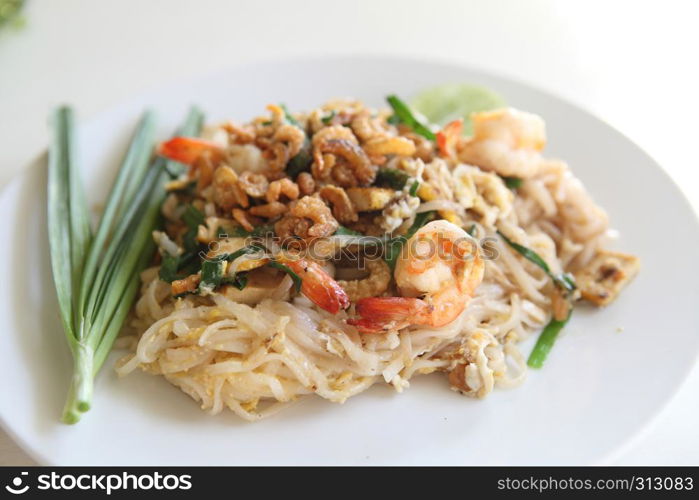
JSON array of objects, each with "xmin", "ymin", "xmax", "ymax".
[{"xmin": 2, "ymin": 53, "xmax": 699, "ymax": 466}]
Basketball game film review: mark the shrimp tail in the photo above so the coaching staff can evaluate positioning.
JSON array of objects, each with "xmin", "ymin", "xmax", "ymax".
[
  {"xmin": 158, "ymin": 137, "xmax": 224, "ymax": 165},
  {"xmin": 348, "ymin": 297, "xmax": 428, "ymax": 333},
  {"xmin": 282, "ymin": 258, "xmax": 350, "ymax": 314}
]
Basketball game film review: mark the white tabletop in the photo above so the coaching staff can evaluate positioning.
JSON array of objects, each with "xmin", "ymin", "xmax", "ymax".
[{"xmin": 1, "ymin": 0, "xmax": 697, "ymax": 465}]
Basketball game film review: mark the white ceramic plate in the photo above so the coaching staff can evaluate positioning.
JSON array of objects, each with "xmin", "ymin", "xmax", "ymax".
[{"xmin": 1, "ymin": 56, "xmax": 698, "ymax": 466}]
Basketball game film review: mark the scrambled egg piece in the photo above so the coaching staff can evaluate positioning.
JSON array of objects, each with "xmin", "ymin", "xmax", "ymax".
[{"xmin": 574, "ymin": 250, "xmax": 640, "ymax": 306}]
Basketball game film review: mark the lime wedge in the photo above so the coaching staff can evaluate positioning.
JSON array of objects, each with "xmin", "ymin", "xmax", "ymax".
[{"xmin": 410, "ymin": 83, "xmax": 506, "ymax": 135}]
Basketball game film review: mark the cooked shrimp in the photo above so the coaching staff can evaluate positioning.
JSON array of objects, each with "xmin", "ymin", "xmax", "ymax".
[
  {"xmin": 266, "ymin": 178, "xmax": 300, "ymax": 203},
  {"xmin": 232, "ymin": 208, "xmax": 257, "ymax": 232},
  {"xmin": 350, "ymin": 110, "xmax": 390, "ymax": 142},
  {"xmin": 315, "ymin": 139, "xmax": 376, "ymax": 186},
  {"xmin": 276, "ymin": 255, "xmax": 350, "ymax": 314},
  {"xmin": 312, "ymin": 125, "xmax": 358, "ymax": 148},
  {"xmin": 458, "ymin": 108, "xmax": 545, "ymax": 178},
  {"xmin": 319, "ymin": 185, "xmax": 358, "ymax": 224},
  {"xmin": 249, "ymin": 201, "xmax": 288, "ymax": 218},
  {"xmin": 238, "ymin": 171, "xmax": 269, "ymax": 198},
  {"xmin": 222, "ymin": 121, "xmax": 256, "ymax": 144},
  {"xmin": 296, "ymin": 172, "xmax": 315, "ymax": 195},
  {"xmin": 158, "ymin": 137, "xmax": 224, "ymax": 166},
  {"xmin": 265, "ymin": 104, "xmax": 287, "ymax": 128},
  {"xmin": 348, "ymin": 220, "xmax": 485, "ymax": 332},
  {"xmin": 311, "ymin": 127, "xmax": 360, "ymax": 182},
  {"xmin": 213, "ymin": 166, "xmax": 248, "ymax": 210},
  {"xmin": 289, "ymin": 195, "xmax": 338, "ymax": 238},
  {"xmin": 269, "ymin": 124, "xmax": 306, "ymax": 171}
]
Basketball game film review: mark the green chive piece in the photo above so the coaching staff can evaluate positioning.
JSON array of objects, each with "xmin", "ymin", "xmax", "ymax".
[
  {"xmin": 48, "ymin": 106, "xmax": 205, "ymax": 424},
  {"xmin": 527, "ymin": 312, "xmax": 573, "ymax": 368},
  {"xmin": 280, "ymin": 103, "xmax": 301, "ymax": 128},
  {"xmin": 182, "ymin": 204, "xmax": 205, "ymax": 228},
  {"xmin": 48, "ymin": 107, "xmax": 94, "ymax": 420},
  {"xmin": 502, "ymin": 176, "xmax": 523, "ymax": 190},
  {"xmin": 497, "ymin": 230, "xmax": 576, "ymax": 294},
  {"xmin": 386, "ymin": 95, "xmax": 436, "ymax": 141},
  {"xmin": 197, "ymin": 244, "xmax": 267, "ymax": 294},
  {"xmin": 321, "ymin": 110, "xmax": 336, "ymax": 125},
  {"xmin": 375, "ymin": 167, "xmax": 410, "ymax": 190},
  {"xmin": 199, "ymin": 258, "xmax": 224, "ymax": 291},
  {"xmin": 48, "ymin": 107, "xmax": 87, "ymax": 348},
  {"xmin": 159, "ymin": 254, "xmax": 180, "ymax": 283},
  {"xmin": 79, "ymin": 112, "xmax": 156, "ymax": 321}
]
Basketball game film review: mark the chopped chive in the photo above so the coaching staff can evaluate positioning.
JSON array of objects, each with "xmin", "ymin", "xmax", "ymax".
[
  {"xmin": 180, "ymin": 204, "xmax": 205, "ymax": 254},
  {"xmin": 224, "ymin": 244, "xmax": 265, "ymax": 262},
  {"xmin": 497, "ymin": 230, "xmax": 576, "ymax": 294},
  {"xmin": 158, "ymin": 254, "xmax": 180, "ymax": 283},
  {"xmin": 527, "ymin": 312, "xmax": 573, "ymax": 368},
  {"xmin": 280, "ymin": 103, "xmax": 301, "ymax": 128},
  {"xmin": 386, "ymin": 95, "xmax": 436, "ymax": 141},
  {"xmin": 375, "ymin": 167, "xmax": 410, "ymax": 190},
  {"xmin": 199, "ymin": 258, "xmax": 225, "ymax": 291},
  {"xmin": 321, "ymin": 110, "xmax": 336, "ymax": 125},
  {"xmin": 182, "ymin": 204, "xmax": 205, "ymax": 228},
  {"xmin": 176, "ymin": 251, "xmax": 201, "ymax": 276},
  {"xmin": 502, "ymin": 176, "xmax": 523, "ymax": 190},
  {"xmin": 197, "ymin": 244, "xmax": 267, "ymax": 294}
]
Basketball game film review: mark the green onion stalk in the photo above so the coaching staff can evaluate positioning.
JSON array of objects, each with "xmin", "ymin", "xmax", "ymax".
[{"xmin": 48, "ymin": 106, "xmax": 204, "ymax": 423}]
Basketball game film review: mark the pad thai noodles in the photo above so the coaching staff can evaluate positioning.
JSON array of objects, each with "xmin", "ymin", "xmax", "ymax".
[{"xmin": 115, "ymin": 95, "xmax": 639, "ymax": 421}]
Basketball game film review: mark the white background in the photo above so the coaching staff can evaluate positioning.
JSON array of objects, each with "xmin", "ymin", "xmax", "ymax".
[{"xmin": 1, "ymin": 0, "xmax": 697, "ymax": 465}]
